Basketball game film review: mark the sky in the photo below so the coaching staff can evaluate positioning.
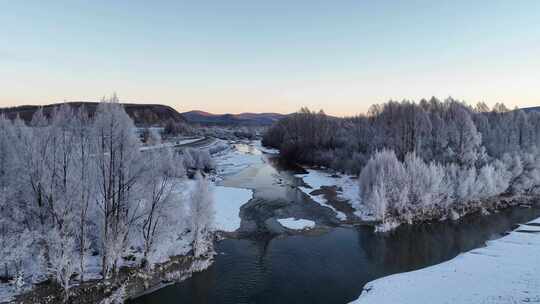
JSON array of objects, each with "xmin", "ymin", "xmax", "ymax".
[{"xmin": 1, "ymin": 1, "xmax": 539, "ymax": 116}]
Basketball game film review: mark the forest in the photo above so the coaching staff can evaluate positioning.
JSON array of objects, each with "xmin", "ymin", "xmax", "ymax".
[
  {"xmin": 263, "ymin": 97, "xmax": 540, "ymax": 230},
  {"xmin": 0, "ymin": 96, "xmax": 214, "ymax": 300}
]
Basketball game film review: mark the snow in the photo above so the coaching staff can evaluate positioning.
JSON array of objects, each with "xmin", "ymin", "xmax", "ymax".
[
  {"xmin": 295, "ymin": 169, "xmax": 360, "ymax": 220},
  {"xmin": 212, "ymin": 185, "xmax": 253, "ymax": 232},
  {"xmin": 0, "ymin": 284, "xmax": 18, "ymax": 303},
  {"xmin": 351, "ymin": 217, "xmax": 540, "ymax": 304},
  {"xmin": 277, "ymin": 218, "xmax": 315, "ymax": 230},
  {"xmin": 83, "ymin": 255, "xmax": 104, "ymax": 281}
]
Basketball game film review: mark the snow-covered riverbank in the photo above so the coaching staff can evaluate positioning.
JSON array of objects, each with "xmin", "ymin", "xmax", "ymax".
[
  {"xmin": 213, "ymin": 186, "xmax": 253, "ymax": 232},
  {"xmin": 0, "ymin": 140, "xmax": 265, "ymax": 303},
  {"xmin": 351, "ymin": 216, "xmax": 540, "ymax": 304}
]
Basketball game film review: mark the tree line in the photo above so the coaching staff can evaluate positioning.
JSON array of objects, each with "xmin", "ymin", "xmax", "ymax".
[
  {"xmin": 263, "ymin": 97, "xmax": 540, "ymax": 229},
  {"xmin": 0, "ymin": 96, "xmax": 214, "ymax": 300}
]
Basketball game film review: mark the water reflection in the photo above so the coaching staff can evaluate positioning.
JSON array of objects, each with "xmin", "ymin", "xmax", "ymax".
[
  {"xmin": 233, "ymin": 143, "xmax": 262, "ymax": 155},
  {"xmin": 131, "ymin": 206, "xmax": 540, "ymax": 304}
]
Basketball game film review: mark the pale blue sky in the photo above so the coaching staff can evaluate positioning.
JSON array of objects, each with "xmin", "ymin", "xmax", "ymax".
[{"xmin": 1, "ymin": 1, "xmax": 539, "ymax": 115}]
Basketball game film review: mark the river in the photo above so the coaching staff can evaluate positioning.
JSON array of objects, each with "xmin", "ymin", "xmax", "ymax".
[{"xmin": 130, "ymin": 142, "xmax": 540, "ymax": 304}]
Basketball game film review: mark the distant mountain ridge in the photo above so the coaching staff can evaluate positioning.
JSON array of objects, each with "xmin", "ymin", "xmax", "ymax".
[
  {"xmin": 521, "ymin": 106, "xmax": 540, "ymax": 113},
  {"xmin": 0, "ymin": 101, "xmax": 186, "ymax": 126},
  {"xmin": 0, "ymin": 102, "xmax": 288, "ymax": 126},
  {"xmin": 181, "ymin": 110, "xmax": 287, "ymax": 126}
]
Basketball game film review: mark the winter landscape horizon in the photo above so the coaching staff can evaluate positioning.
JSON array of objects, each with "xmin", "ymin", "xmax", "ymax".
[{"xmin": 2, "ymin": 1, "xmax": 540, "ymax": 304}]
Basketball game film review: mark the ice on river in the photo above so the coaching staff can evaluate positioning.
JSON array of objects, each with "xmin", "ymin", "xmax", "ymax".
[
  {"xmin": 351, "ymin": 217, "xmax": 540, "ymax": 304},
  {"xmin": 277, "ymin": 218, "xmax": 316, "ymax": 230},
  {"xmin": 213, "ymin": 141, "xmax": 267, "ymax": 176}
]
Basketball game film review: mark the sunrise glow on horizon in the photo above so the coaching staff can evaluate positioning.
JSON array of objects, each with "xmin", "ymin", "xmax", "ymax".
[{"xmin": 1, "ymin": 1, "xmax": 539, "ymax": 116}]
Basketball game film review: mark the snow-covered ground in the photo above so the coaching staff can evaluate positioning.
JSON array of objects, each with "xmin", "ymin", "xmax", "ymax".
[
  {"xmin": 277, "ymin": 218, "xmax": 315, "ymax": 230},
  {"xmin": 0, "ymin": 283, "xmax": 26, "ymax": 303},
  {"xmin": 213, "ymin": 185, "xmax": 253, "ymax": 232},
  {"xmin": 351, "ymin": 217, "xmax": 540, "ymax": 304},
  {"xmin": 295, "ymin": 169, "xmax": 360, "ymax": 221}
]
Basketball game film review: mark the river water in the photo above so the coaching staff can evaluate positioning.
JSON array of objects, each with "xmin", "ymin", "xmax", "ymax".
[{"xmin": 131, "ymin": 142, "xmax": 540, "ymax": 304}]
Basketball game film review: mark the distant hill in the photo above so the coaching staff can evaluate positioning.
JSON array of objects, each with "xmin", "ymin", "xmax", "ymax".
[
  {"xmin": 521, "ymin": 106, "xmax": 540, "ymax": 113},
  {"xmin": 0, "ymin": 102, "xmax": 186, "ymax": 126},
  {"xmin": 181, "ymin": 110, "xmax": 286, "ymax": 126}
]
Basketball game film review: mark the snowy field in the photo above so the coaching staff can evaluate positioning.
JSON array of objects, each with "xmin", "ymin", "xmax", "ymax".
[
  {"xmin": 351, "ymin": 217, "xmax": 540, "ymax": 304},
  {"xmin": 295, "ymin": 169, "xmax": 360, "ymax": 220},
  {"xmin": 277, "ymin": 218, "xmax": 315, "ymax": 230},
  {"xmin": 213, "ymin": 185, "xmax": 253, "ymax": 232}
]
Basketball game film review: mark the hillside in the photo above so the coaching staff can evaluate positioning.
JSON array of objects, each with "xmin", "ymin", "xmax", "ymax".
[
  {"xmin": 181, "ymin": 110, "xmax": 286, "ymax": 126},
  {"xmin": 0, "ymin": 102, "xmax": 186, "ymax": 126},
  {"xmin": 521, "ymin": 106, "xmax": 540, "ymax": 113}
]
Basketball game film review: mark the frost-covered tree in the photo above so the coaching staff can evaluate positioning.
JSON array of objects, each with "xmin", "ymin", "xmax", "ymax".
[
  {"xmin": 473, "ymin": 163, "xmax": 508, "ymax": 199},
  {"xmin": 183, "ymin": 148, "xmax": 214, "ymax": 172},
  {"xmin": 0, "ymin": 96, "xmax": 208, "ymax": 298},
  {"xmin": 142, "ymin": 127, "xmax": 162, "ymax": 146},
  {"xmin": 404, "ymin": 153, "xmax": 447, "ymax": 212},
  {"xmin": 46, "ymin": 227, "xmax": 77, "ymax": 301},
  {"xmin": 189, "ymin": 173, "xmax": 214, "ymax": 258},
  {"xmin": 359, "ymin": 150, "xmax": 409, "ymax": 220},
  {"xmin": 266, "ymin": 97, "xmax": 540, "ymax": 226},
  {"xmin": 0, "ymin": 115, "xmax": 17, "ymax": 278},
  {"xmin": 140, "ymin": 148, "xmax": 185, "ymax": 265},
  {"xmin": 511, "ymin": 151, "xmax": 540, "ymax": 193},
  {"xmin": 0, "ymin": 229, "xmax": 35, "ymax": 287},
  {"xmin": 443, "ymin": 101, "xmax": 482, "ymax": 165},
  {"xmin": 92, "ymin": 95, "xmax": 145, "ymax": 277},
  {"xmin": 72, "ymin": 106, "xmax": 94, "ymax": 281},
  {"xmin": 357, "ymin": 145, "xmax": 527, "ymax": 229}
]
